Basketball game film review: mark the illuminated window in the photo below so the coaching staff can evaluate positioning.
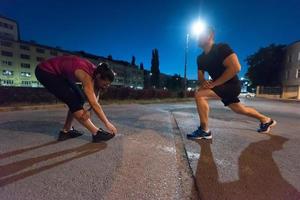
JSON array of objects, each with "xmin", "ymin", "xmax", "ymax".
[
  {"xmin": 21, "ymin": 72, "xmax": 31, "ymax": 77},
  {"xmin": 2, "ymin": 70, "xmax": 13, "ymax": 76}
]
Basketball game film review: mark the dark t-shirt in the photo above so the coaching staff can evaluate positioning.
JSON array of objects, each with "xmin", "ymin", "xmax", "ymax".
[{"xmin": 197, "ymin": 43, "xmax": 240, "ymax": 85}]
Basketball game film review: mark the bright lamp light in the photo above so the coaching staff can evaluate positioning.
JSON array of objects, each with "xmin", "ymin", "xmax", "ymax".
[{"xmin": 191, "ymin": 20, "xmax": 207, "ymax": 37}]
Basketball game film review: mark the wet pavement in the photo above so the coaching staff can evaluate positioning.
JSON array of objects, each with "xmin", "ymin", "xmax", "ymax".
[{"xmin": 0, "ymin": 98, "xmax": 299, "ymax": 199}]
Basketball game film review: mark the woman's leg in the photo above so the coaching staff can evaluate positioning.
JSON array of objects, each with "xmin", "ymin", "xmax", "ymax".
[
  {"xmin": 72, "ymin": 109, "xmax": 98, "ymax": 135},
  {"xmin": 62, "ymin": 110, "xmax": 74, "ymax": 132}
]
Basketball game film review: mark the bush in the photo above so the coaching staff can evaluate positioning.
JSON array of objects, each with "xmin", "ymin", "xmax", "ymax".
[
  {"xmin": 0, "ymin": 86, "xmax": 191, "ymax": 106},
  {"xmin": 101, "ymin": 87, "xmax": 174, "ymax": 100}
]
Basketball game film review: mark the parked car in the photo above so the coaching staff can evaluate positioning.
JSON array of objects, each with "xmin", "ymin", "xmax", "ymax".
[{"xmin": 239, "ymin": 92, "xmax": 256, "ymax": 98}]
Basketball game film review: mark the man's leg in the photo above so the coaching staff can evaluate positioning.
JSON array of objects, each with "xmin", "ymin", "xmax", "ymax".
[
  {"xmin": 195, "ymin": 89, "xmax": 220, "ymax": 131},
  {"xmin": 228, "ymin": 102, "xmax": 270, "ymax": 123}
]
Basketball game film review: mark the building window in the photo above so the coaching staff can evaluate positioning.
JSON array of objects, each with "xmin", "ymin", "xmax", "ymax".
[
  {"xmin": 20, "ymin": 54, "xmax": 30, "ymax": 59},
  {"xmin": 1, "ymin": 51, "xmax": 13, "ymax": 57},
  {"xmin": 288, "ymin": 55, "xmax": 292, "ymax": 63},
  {"xmin": 0, "ymin": 40, "xmax": 13, "ymax": 47},
  {"xmin": 20, "ymin": 45, "xmax": 30, "ymax": 50},
  {"xmin": 2, "ymin": 70, "xmax": 14, "ymax": 76},
  {"xmin": 37, "ymin": 57, "xmax": 45, "ymax": 62},
  {"xmin": 297, "ymin": 69, "xmax": 300, "ymax": 79},
  {"xmin": 2, "ymin": 60, "xmax": 13, "ymax": 66},
  {"xmin": 50, "ymin": 50, "xmax": 58, "ymax": 56},
  {"xmin": 21, "ymin": 81, "xmax": 32, "ymax": 86},
  {"xmin": 0, "ymin": 22, "xmax": 14, "ymax": 30},
  {"xmin": 0, "ymin": 32, "xmax": 14, "ymax": 40},
  {"xmin": 21, "ymin": 72, "xmax": 31, "ymax": 77},
  {"xmin": 285, "ymin": 70, "xmax": 289, "ymax": 80},
  {"xmin": 21, "ymin": 63, "xmax": 31, "ymax": 68},
  {"xmin": 1, "ymin": 79, "xmax": 14, "ymax": 86},
  {"xmin": 36, "ymin": 48, "xmax": 45, "ymax": 53}
]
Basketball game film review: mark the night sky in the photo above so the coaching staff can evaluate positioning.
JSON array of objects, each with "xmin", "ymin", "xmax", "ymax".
[{"xmin": 1, "ymin": 0, "xmax": 300, "ymax": 79}]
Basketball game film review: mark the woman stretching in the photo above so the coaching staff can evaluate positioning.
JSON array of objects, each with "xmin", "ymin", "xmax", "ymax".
[{"xmin": 35, "ymin": 55, "xmax": 117, "ymax": 143}]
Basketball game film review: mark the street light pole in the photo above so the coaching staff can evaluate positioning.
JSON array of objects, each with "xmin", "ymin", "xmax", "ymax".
[{"xmin": 184, "ymin": 33, "xmax": 189, "ymax": 98}]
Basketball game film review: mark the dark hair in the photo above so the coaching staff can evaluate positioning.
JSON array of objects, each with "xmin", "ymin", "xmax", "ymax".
[{"xmin": 94, "ymin": 62, "xmax": 115, "ymax": 82}]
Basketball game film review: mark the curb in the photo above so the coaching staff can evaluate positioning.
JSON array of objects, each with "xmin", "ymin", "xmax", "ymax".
[
  {"xmin": 0, "ymin": 104, "xmax": 66, "ymax": 112},
  {"xmin": 256, "ymin": 97, "xmax": 300, "ymax": 103}
]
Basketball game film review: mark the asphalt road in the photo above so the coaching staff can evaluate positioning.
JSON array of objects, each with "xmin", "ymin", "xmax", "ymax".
[{"xmin": 0, "ymin": 98, "xmax": 299, "ymax": 200}]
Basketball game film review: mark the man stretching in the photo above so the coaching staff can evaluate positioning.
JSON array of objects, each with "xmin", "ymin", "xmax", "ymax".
[{"xmin": 187, "ymin": 27, "xmax": 276, "ymax": 140}]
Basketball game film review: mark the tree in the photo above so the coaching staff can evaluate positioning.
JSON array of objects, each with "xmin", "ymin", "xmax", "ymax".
[
  {"xmin": 245, "ymin": 44, "xmax": 286, "ymax": 87},
  {"xmin": 131, "ymin": 56, "xmax": 136, "ymax": 66},
  {"xmin": 140, "ymin": 62, "xmax": 144, "ymax": 70},
  {"xmin": 150, "ymin": 48, "xmax": 160, "ymax": 88}
]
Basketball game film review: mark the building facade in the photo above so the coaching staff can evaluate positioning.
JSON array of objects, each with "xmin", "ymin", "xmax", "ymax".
[
  {"xmin": 282, "ymin": 41, "xmax": 300, "ymax": 99},
  {"xmin": 0, "ymin": 16, "xmax": 144, "ymax": 89}
]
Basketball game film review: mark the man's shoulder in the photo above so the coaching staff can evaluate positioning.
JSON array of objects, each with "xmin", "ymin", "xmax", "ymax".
[
  {"xmin": 197, "ymin": 52, "xmax": 205, "ymax": 62},
  {"xmin": 215, "ymin": 42, "xmax": 231, "ymax": 49}
]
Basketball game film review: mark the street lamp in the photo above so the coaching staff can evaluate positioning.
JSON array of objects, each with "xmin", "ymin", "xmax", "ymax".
[{"xmin": 184, "ymin": 19, "xmax": 207, "ymax": 97}]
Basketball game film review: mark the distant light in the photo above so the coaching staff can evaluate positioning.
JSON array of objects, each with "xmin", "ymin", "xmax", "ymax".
[
  {"xmin": 241, "ymin": 77, "xmax": 245, "ymax": 81},
  {"xmin": 191, "ymin": 19, "xmax": 207, "ymax": 38},
  {"xmin": 187, "ymin": 87, "xmax": 192, "ymax": 91}
]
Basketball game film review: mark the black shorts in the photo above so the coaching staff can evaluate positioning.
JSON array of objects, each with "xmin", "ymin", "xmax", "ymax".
[
  {"xmin": 35, "ymin": 66, "xmax": 86, "ymax": 113},
  {"xmin": 212, "ymin": 83, "xmax": 241, "ymax": 106}
]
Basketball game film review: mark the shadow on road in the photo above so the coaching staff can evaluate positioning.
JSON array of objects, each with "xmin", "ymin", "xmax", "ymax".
[
  {"xmin": 0, "ymin": 142, "xmax": 107, "ymax": 187},
  {"xmin": 0, "ymin": 141, "xmax": 59, "ymax": 159},
  {"xmin": 194, "ymin": 135, "xmax": 300, "ymax": 200},
  {"xmin": 0, "ymin": 120, "xmax": 63, "ymax": 137}
]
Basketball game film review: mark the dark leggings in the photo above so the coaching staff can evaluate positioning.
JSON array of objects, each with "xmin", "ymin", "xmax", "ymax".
[{"xmin": 35, "ymin": 66, "xmax": 86, "ymax": 113}]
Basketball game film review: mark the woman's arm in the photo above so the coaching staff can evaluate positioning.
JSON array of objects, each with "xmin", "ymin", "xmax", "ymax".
[{"xmin": 75, "ymin": 69, "xmax": 109, "ymax": 124}]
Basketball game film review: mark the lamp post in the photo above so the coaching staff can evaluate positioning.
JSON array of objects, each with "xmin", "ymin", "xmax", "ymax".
[
  {"xmin": 183, "ymin": 19, "xmax": 207, "ymax": 98},
  {"xmin": 184, "ymin": 34, "xmax": 189, "ymax": 98}
]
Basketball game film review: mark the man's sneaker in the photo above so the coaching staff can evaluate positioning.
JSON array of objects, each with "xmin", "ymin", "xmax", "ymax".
[
  {"xmin": 257, "ymin": 119, "xmax": 277, "ymax": 134},
  {"xmin": 57, "ymin": 127, "xmax": 83, "ymax": 141},
  {"xmin": 187, "ymin": 127, "xmax": 212, "ymax": 140},
  {"xmin": 92, "ymin": 128, "xmax": 115, "ymax": 143}
]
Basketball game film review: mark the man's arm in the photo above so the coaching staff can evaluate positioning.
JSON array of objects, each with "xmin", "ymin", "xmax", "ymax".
[
  {"xmin": 212, "ymin": 53, "xmax": 241, "ymax": 87},
  {"xmin": 198, "ymin": 69, "xmax": 206, "ymax": 85}
]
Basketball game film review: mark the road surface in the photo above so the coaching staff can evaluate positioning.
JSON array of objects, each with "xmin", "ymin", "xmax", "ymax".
[{"xmin": 0, "ymin": 98, "xmax": 299, "ymax": 199}]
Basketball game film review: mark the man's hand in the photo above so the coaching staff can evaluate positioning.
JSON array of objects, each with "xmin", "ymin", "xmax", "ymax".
[
  {"xmin": 105, "ymin": 121, "xmax": 117, "ymax": 134},
  {"xmin": 200, "ymin": 80, "xmax": 217, "ymax": 89}
]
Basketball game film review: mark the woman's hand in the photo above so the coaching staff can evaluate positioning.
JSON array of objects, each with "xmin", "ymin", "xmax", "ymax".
[
  {"xmin": 81, "ymin": 109, "xmax": 91, "ymax": 121},
  {"xmin": 105, "ymin": 121, "xmax": 117, "ymax": 134}
]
